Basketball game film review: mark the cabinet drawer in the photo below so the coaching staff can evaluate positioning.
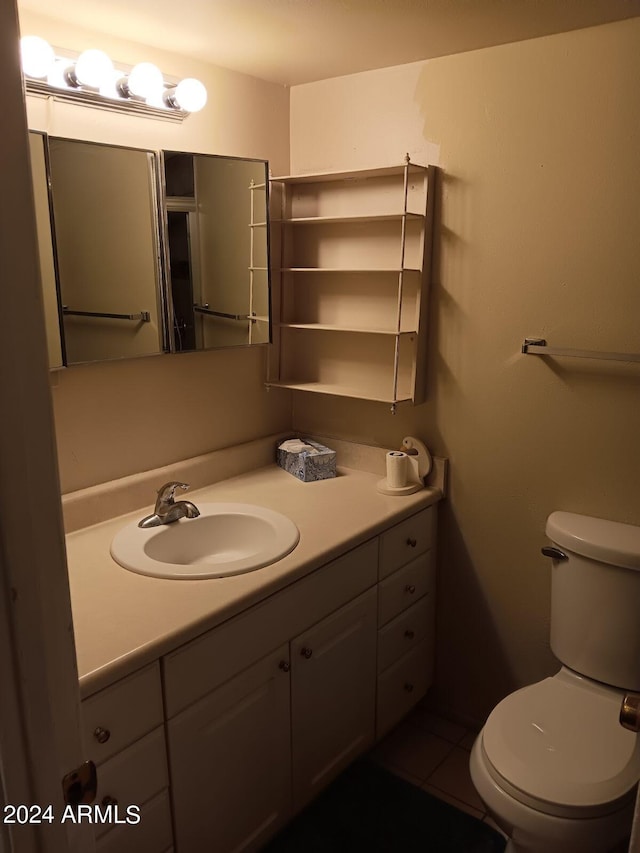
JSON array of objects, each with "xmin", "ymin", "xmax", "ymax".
[
  {"xmin": 82, "ymin": 663, "xmax": 163, "ymax": 763},
  {"xmin": 377, "ymin": 595, "xmax": 434, "ymax": 673},
  {"xmin": 96, "ymin": 789, "xmax": 172, "ymax": 853},
  {"xmin": 164, "ymin": 538, "xmax": 378, "ymax": 717},
  {"xmin": 94, "ymin": 727, "xmax": 168, "ymax": 838},
  {"xmin": 379, "ymin": 507, "xmax": 436, "ymax": 580},
  {"xmin": 378, "ymin": 551, "xmax": 434, "ymax": 627},
  {"xmin": 376, "ymin": 639, "xmax": 434, "ymax": 738}
]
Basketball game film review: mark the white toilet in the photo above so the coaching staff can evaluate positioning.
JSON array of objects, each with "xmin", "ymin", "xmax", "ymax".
[{"xmin": 470, "ymin": 511, "xmax": 640, "ymax": 853}]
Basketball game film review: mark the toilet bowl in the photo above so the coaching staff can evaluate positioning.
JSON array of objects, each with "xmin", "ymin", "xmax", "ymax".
[
  {"xmin": 470, "ymin": 668, "xmax": 639, "ymax": 853},
  {"xmin": 470, "ymin": 512, "xmax": 640, "ymax": 853}
]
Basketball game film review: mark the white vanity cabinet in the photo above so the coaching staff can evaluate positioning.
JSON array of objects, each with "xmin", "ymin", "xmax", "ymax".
[
  {"xmin": 168, "ymin": 644, "xmax": 292, "ymax": 852},
  {"xmin": 80, "ymin": 662, "xmax": 173, "ymax": 853},
  {"xmin": 376, "ymin": 506, "xmax": 437, "ymax": 737},
  {"xmin": 163, "ymin": 540, "xmax": 379, "ymax": 852},
  {"xmin": 167, "ymin": 586, "xmax": 378, "ymax": 852},
  {"xmin": 290, "ymin": 586, "xmax": 377, "ymax": 811},
  {"xmin": 80, "ymin": 500, "xmax": 438, "ymax": 853}
]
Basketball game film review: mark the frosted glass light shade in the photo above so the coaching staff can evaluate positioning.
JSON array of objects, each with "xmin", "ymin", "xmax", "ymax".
[
  {"xmin": 173, "ymin": 78, "xmax": 207, "ymax": 112},
  {"xmin": 128, "ymin": 62, "xmax": 164, "ymax": 101},
  {"xmin": 74, "ymin": 49, "xmax": 114, "ymax": 88},
  {"xmin": 21, "ymin": 36, "xmax": 55, "ymax": 79}
]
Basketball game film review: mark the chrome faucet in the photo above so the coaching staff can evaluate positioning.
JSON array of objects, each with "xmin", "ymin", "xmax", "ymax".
[{"xmin": 138, "ymin": 481, "xmax": 201, "ymax": 529}]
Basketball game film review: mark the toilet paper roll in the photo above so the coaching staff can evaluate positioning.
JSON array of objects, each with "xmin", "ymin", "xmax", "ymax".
[{"xmin": 386, "ymin": 451, "xmax": 408, "ymax": 489}]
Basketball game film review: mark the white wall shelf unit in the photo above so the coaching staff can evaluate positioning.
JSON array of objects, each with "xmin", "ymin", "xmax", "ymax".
[
  {"xmin": 248, "ymin": 178, "xmax": 270, "ymax": 344},
  {"xmin": 267, "ymin": 156, "xmax": 436, "ymax": 412}
]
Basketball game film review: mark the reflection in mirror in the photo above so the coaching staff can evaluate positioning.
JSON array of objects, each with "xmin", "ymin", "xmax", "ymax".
[
  {"xmin": 162, "ymin": 152, "xmax": 270, "ymax": 351},
  {"xmin": 48, "ymin": 138, "xmax": 165, "ymax": 364},
  {"xmin": 28, "ymin": 131, "xmax": 64, "ymax": 369}
]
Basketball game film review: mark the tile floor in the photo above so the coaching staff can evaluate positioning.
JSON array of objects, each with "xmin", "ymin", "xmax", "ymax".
[{"xmin": 369, "ymin": 705, "xmax": 508, "ymax": 839}]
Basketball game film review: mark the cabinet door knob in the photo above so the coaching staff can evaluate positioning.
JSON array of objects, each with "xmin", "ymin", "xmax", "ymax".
[
  {"xmin": 405, "ymin": 584, "xmax": 416, "ymax": 594},
  {"xmin": 300, "ymin": 647, "xmax": 313, "ymax": 659},
  {"xmin": 404, "ymin": 682, "xmax": 414, "ymax": 693},
  {"xmin": 406, "ymin": 538, "xmax": 417, "ymax": 548},
  {"xmin": 101, "ymin": 795, "xmax": 118, "ymax": 807},
  {"xmin": 278, "ymin": 660, "xmax": 290, "ymax": 672},
  {"xmin": 93, "ymin": 727, "xmax": 111, "ymax": 744},
  {"xmin": 404, "ymin": 629, "xmax": 415, "ymax": 640}
]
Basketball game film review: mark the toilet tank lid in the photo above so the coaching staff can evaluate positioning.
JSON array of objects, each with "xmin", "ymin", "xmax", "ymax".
[{"xmin": 546, "ymin": 512, "xmax": 640, "ymax": 571}]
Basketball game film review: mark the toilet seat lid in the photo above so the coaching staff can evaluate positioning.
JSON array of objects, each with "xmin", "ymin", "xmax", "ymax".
[{"xmin": 483, "ymin": 669, "xmax": 640, "ymax": 815}]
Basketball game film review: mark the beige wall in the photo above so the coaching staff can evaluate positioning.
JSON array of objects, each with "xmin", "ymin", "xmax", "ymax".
[
  {"xmin": 18, "ymin": 9, "xmax": 291, "ymax": 493},
  {"xmin": 290, "ymin": 18, "xmax": 640, "ymax": 725}
]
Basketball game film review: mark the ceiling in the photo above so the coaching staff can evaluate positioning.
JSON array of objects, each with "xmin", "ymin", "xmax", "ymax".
[{"xmin": 17, "ymin": 0, "xmax": 640, "ymax": 87}]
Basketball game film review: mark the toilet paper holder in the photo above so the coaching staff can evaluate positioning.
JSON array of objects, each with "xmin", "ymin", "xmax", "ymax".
[{"xmin": 377, "ymin": 436, "xmax": 433, "ymax": 496}]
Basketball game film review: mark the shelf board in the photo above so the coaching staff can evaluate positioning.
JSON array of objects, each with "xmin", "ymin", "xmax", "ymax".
[
  {"xmin": 249, "ymin": 221, "xmax": 268, "ymax": 227},
  {"xmin": 280, "ymin": 323, "xmax": 416, "ymax": 336},
  {"xmin": 275, "ymin": 213, "xmax": 424, "ymax": 225},
  {"xmin": 270, "ymin": 163, "xmax": 427, "ymax": 184},
  {"xmin": 266, "ymin": 379, "xmax": 412, "ymax": 404},
  {"xmin": 279, "ymin": 267, "xmax": 422, "ymax": 274}
]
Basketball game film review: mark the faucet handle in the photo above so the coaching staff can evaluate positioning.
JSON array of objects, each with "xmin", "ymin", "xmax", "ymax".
[{"xmin": 155, "ymin": 481, "xmax": 190, "ymax": 507}]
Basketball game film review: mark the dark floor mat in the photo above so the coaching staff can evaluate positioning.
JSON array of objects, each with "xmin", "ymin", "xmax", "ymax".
[{"xmin": 264, "ymin": 759, "xmax": 506, "ymax": 852}]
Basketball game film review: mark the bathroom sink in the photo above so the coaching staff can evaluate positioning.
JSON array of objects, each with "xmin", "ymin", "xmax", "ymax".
[{"xmin": 110, "ymin": 503, "xmax": 300, "ymax": 580}]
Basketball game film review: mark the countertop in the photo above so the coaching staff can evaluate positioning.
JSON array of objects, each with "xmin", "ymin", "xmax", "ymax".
[{"xmin": 66, "ymin": 463, "xmax": 441, "ymax": 698}]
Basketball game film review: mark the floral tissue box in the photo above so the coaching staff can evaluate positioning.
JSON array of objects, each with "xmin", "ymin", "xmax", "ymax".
[{"xmin": 276, "ymin": 438, "xmax": 337, "ymax": 482}]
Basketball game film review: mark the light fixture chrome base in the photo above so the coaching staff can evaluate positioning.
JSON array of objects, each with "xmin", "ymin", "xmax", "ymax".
[{"xmin": 25, "ymin": 78, "xmax": 188, "ymax": 123}]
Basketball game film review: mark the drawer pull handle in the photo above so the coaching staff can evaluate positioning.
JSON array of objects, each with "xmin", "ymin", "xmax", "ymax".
[
  {"xmin": 407, "ymin": 538, "xmax": 417, "ymax": 548},
  {"xmin": 404, "ymin": 682, "xmax": 414, "ymax": 693},
  {"xmin": 405, "ymin": 584, "xmax": 416, "ymax": 595},
  {"xmin": 101, "ymin": 796, "xmax": 118, "ymax": 807},
  {"xmin": 404, "ymin": 629, "xmax": 415, "ymax": 640},
  {"xmin": 279, "ymin": 660, "xmax": 291, "ymax": 672},
  {"xmin": 93, "ymin": 727, "xmax": 111, "ymax": 744},
  {"xmin": 301, "ymin": 647, "xmax": 313, "ymax": 659}
]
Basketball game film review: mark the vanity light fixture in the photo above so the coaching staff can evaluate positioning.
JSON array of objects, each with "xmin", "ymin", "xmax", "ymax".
[{"xmin": 20, "ymin": 36, "xmax": 207, "ymax": 122}]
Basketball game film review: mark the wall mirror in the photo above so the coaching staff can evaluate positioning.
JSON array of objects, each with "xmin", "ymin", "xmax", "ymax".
[
  {"xmin": 47, "ymin": 137, "xmax": 166, "ymax": 365},
  {"xmin": 162, "ymin": 152, "xmax": 270, "ymax": 351}
]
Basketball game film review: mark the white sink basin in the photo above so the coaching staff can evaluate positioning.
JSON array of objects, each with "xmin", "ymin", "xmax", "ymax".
[{"xmin": 110, "ymin": 503, "xmax": 300, "ymax": 580}]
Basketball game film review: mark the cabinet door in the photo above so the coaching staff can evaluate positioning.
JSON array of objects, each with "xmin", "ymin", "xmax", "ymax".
[
  {"xmin": 167, "ymin": 643, "xmax": 291, "ymax": 853},
  {"xmin": 291, "ymin": 587, "xmax": 377, "ymax": 810}
]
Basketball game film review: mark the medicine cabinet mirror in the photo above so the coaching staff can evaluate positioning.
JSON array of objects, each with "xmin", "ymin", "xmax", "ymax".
[
  {"xmin": 27, "ymin": 134, "xmax": 272, "ymax": 367},
  {"xmin": 47, "ymin": 137, "xmax": 166, "ymax": 365},
  {"xmin": 162, "ymin": 152, "xmax": 270, "ymax": 352}
]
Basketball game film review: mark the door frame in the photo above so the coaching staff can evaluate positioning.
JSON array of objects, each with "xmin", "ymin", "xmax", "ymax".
[{"xmin": 0, "ymin": 4, "xmax": 93, "ymax": 851}]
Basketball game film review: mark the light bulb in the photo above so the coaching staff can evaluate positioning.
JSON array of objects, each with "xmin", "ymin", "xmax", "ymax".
[
  {"xmin": 173, "ymin": 78, "xmax": 207, "ymax": 112},
  {"xmin": 128, "ymin": 62, "xmax": 164, "ymax": 101},
  {"xmin": 74, "ymin": 49, "xmax": 114, "ymax": 88},
  {"xmin": 21, "ymin": 36, "xmax": 55, "ymax": 79}
]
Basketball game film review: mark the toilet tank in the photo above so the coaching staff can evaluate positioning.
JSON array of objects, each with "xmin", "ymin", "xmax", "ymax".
[{"xmin": 546, "ymin": 512, "xmax": 640, "ymax": 691}]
